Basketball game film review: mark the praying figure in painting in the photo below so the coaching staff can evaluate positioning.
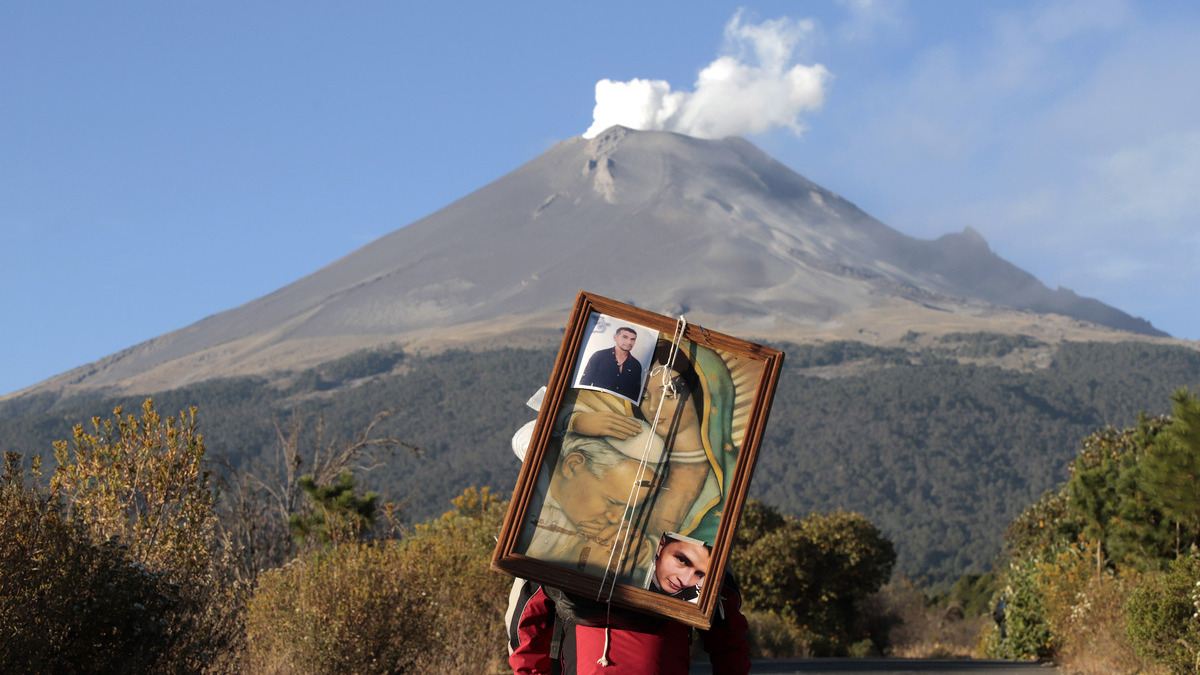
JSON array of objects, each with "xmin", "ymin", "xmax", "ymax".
[{"xmin": 520, "ymin": 429, "xmax": 665, "ymax": 578}]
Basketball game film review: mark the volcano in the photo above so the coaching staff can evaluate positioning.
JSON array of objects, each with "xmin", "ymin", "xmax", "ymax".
[{"xmin": 22, "ymin": 126, "xmax": 1164, "ymax": 397}]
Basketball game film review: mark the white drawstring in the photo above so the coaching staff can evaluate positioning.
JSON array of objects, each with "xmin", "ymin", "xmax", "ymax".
[
  {"xmin": 594, "ymin": 315, "xmax": 688, "ymax": 667},
  {"xmin": 597, "ymin": 624, "xmax": 612, "ymax": 667}
]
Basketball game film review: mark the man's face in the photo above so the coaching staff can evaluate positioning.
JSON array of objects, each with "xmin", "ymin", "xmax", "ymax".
[
  {"xmin": 614, "ymin": 330, "xmax": 637, "ymax": 353},
  {"xmin": 654, "ymin": 539, "xmax": 710, "ymax": 594},
  {"xmin": 555, "ymin": 453, "xmax": 651, "ymax": 539}
]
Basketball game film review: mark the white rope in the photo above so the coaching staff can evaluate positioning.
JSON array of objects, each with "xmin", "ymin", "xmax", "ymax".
[
  {"xmin": 588, "ymin": 314, "xmax": 686, "ymax": 662},
  {"xmin": 592, "ymin": 315, "xmax": 688, "ymax": 667},
  {"xmin": 595, "ymin": 315, "xmax": 688, "ymax": 603},
  {"xmin": 597, "ymin": 624, "xmax": 612, "ymax": 667}
]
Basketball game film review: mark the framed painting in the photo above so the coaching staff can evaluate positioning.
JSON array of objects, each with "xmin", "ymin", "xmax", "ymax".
[{"xmin": 492, "ymin": 291, "xmax": 784, "ymax": 629}]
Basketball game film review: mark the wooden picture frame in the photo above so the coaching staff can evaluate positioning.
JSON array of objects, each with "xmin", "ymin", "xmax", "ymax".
[{"xmin": 492, "ymin": 291, "xmax": 784, "ymax": 629}]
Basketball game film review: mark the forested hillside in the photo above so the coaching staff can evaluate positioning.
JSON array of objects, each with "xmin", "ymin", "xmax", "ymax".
[{"xmin": 3, "ymin": 336, "xmax": 1198, "ymax": 583}]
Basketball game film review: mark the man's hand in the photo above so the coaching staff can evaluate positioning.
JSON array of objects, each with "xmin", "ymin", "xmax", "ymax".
[{"xmin": 571, "ymin": 411, "xmax": 642, "ymax": 439}]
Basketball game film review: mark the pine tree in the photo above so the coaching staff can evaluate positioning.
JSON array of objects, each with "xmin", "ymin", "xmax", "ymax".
[
  {"xmin": 1140, "ymin": 388, "xmax": 1200, "ymax": 556},
  {"xmin": 1066, "ymin": 416, "xmax": 1174, "ymax": 574},
  {"xmin": 288, "ymin": 470, "xmax": 379, "ymax": 547}
]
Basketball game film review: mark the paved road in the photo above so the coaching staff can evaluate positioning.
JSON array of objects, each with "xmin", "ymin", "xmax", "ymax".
[{"xmin": 691, "ymin": 658, "xmax": 1057, "ymax": 674}]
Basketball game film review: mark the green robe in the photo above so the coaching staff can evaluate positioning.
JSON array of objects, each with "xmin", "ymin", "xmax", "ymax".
[{"xmin": 677, "ymin": 343, "xmax": 737, "ymax": 545}]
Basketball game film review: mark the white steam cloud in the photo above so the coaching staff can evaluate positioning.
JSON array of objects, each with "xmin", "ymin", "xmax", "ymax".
[{"xmin": 583, "ymin": 12, "xmax": 832, "ymax": 140}]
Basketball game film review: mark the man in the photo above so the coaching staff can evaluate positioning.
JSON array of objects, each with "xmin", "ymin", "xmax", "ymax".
[
  {"xmin": 521, "ymin": 429, "xmax": 664, "ymax": 577},
  {"xmin": 579, "ymin": 327, "xmax": 643, "ymax": 400},
  {"xmin": 646, "ymin": 533, "xmax": 710, "ymax": 602},
  {"xmin": 508, "ymin": 419, "xmax": 749, "ymax": 674},
  {"xmin": 507, "ymin": 572, "xmax": 749, "ymax": 675}
]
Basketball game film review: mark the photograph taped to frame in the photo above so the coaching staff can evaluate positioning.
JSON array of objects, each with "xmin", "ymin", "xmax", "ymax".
[
  {"xmin": 492, "ymin": 291, "xmax": 784, "ymax": 629},
  {"xmin": 570, "ymin": 313, "xmax": 659, "ymax": 405}
]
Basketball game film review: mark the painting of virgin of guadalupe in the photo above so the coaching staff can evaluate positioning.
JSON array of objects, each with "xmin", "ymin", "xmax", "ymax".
[
  {"xmin": 549, "ymin": 336, "xmax": 764, "ymax": 557},
  {"xmin": 495, "ymin": 292, "xmax": 783, "ymax": 629}
]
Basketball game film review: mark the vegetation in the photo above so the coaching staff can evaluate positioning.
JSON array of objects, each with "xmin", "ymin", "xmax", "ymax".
[
  {"xmin": 862, "ymin": 577, "xmax": 991, "ymax": 659},
  {"xmin": 1123, "ymin": 552, "xmax": 1200, "ymax": 672},
  {"xmin": 985, "ymin": 389, "xmax": 1200, "ymax": 672},
  {"xmin": 732, "ymin": 501, "xmax": 896, "ymax": 655},
  {"xmin": 2, "ymin": 395, "xmax": 912, "ymax": 669},
  {"xmin": 246, "ymin": 487, "xmax": 510, "ymax": 673},
  {"xmin": 761, "ymin": 341, "xmax": 1200, "ymax": 583},
  {"xmin": 1, "ymin": 455, "xmax": 182, "ymax": 672},
  {"xmin": 288, "ymin": 471, "xmax": 380, "ymax": 547},
  {"xmin": 0, "ymin": 403, "xmax": 244, "ymax": 672},
  {"xmin": 292, "ymin": 347, "xmax": 405, "ymax": 391},
  {"xmin": 936, "ymin": 332, "xmax": 1045, "ymax": 359},
  {"xmin": 4, "ymin": 339, "xmax": 1198, "ymax": 585},
  {"xmin": 11, "ymin": 336, "xmax": 1200, "ymax": 662},
  {"xmin": 1, "ymin": 400, "xmax": 511, "ymax": 672},
  {"xmin": 6, "ymin": 336, "xmax": 1199, "ymax": 666},
  {"xmin": 50, "ymin": 399, "xmax": 215, "ymax": 575},
  {"xmin": 1140, "ymin": 389, "xmax": 1200, "ymax": 539}
]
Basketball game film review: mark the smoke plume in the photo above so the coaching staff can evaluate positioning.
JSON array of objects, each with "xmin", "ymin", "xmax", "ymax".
[{"xmin": 583, "ymin": 12, "xmax": 831, "ymax": 139}]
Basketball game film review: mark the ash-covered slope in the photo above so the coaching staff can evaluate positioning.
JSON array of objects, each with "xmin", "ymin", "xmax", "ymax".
[{"xmin": 25, "ymin": 126, "xmax": 1162, "ymax": 396}]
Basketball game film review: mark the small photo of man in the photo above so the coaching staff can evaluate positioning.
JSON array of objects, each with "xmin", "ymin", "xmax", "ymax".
[
  {"xmin": 572, "ymin": 313, "xmax": 659, "ymax": 404},
  {"xmin": 644, "ymin": 532, "xmax": 711, "ymax": 603}
]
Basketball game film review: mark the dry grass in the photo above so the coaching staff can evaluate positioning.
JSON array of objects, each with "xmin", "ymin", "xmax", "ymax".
[
  {"xmin": 868, "ymin": 579, "xmax": 989, "ymax": 659},
  {"xmin": 889, "ymin": 640, "xmax": 979, "ymax": 659},
  {"xmin": 1032, "ymin": 546, "xmax": 1161, "ymax": 674},
  {"xmin": 1054, "ymin": 584, "xmax": 1153, "ymax": 673}
]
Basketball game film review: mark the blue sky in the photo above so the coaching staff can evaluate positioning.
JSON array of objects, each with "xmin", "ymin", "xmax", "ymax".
[{"xmin": 2, "ymin": 1, "xmax": 1197, "ymax": 395}]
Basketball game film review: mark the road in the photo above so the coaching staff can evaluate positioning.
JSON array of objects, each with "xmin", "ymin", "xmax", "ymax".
[{"xmin": 691, "ymin": 658, "xmax": 1057, "ymax": 674}]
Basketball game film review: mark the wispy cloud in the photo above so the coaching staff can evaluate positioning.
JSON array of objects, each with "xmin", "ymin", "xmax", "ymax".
[
  {"xmin": 1086, "ymin": 131, "xmax": 1200, "ymax": 230},
  {"xmin": 835, "ymin": 0, "xmax": 908, "ymax": 43},
  {"xmin": 808, "ymin": 0, "xmax": 1197, "ymax": 334}
]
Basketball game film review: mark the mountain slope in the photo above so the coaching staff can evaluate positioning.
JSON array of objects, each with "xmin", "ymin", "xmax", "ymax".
[{"xmin": 17, "ymin": 126, "xmax": 1163, "ymax": 398}]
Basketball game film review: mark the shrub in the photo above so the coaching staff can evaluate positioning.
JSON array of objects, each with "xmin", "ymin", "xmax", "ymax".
[
  {"xmin": 946, "ymin": 571, "xmax": 998, "ymax": 618},
  {"xmin": 1004, "ymin": 488, "xmax": 1081, "ymax": 563},
  {"xmin": 246, "ymin": 487, "xmax": 510, "ymax": 673},
  {"xmin": 1124, "ymin": 551, "xmax": 1200, "ymax": 674},
  {"xmin": 733, "ymin": 504, "xmax": 896, "ymax": 655},
  {"xmin": 246, "ymin": 542, "xmax": 436, "ymax": 672},
  {"xmin": 985, "ymin": 555, "xmax": 1053, "ymax": 659},
  {"xmin": 0, "ymin": 459, "xmax": 178, "ymax": 671},
  {"xmin": 1052, "ymin": 572, "xmax": 1151, "ymax": 675},
  {"xmin": 865, "ymin": 578, "xmax": 985, "ymax": 659},
  {"xmin": 288, "ymin": 470, "xmax": 380, "ymax": 548},
  {"xmin": 30, "ymin": 399, "xmax": 244, "ymax": 672},
  {"xmin": 51, "ymin": 399, "xmax": 215, "ymax": 575},
  {"xmin": 395, "ymin": 486, "xmax": 512, "ymax": 672},
  {"xmin": 744, "ymin": 611, "xmax": 812, "ymax": 658},
  {"xmin": 1036, "ymin": 542, "xmax": 1095, "ymax": 644}
]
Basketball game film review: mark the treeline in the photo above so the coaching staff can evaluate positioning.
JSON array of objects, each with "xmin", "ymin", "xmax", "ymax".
[
  {"xmin": 3, "ymin": 337, "xmax": 1199, "ymax": 584},
  {"xmin": 983, "ymin": 389, "xmax": 1200, "ymax": 672}
]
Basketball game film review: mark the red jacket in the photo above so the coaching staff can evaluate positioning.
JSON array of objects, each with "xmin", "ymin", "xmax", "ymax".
[{"xmin": 506, "ymin": 577, "xmax": 750, "ymax": 675}]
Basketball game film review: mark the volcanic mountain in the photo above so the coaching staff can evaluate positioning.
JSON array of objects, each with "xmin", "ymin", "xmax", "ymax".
[{"xmin": 22, "ymin": 126, "xmax": 1164, "ymax": 397}]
